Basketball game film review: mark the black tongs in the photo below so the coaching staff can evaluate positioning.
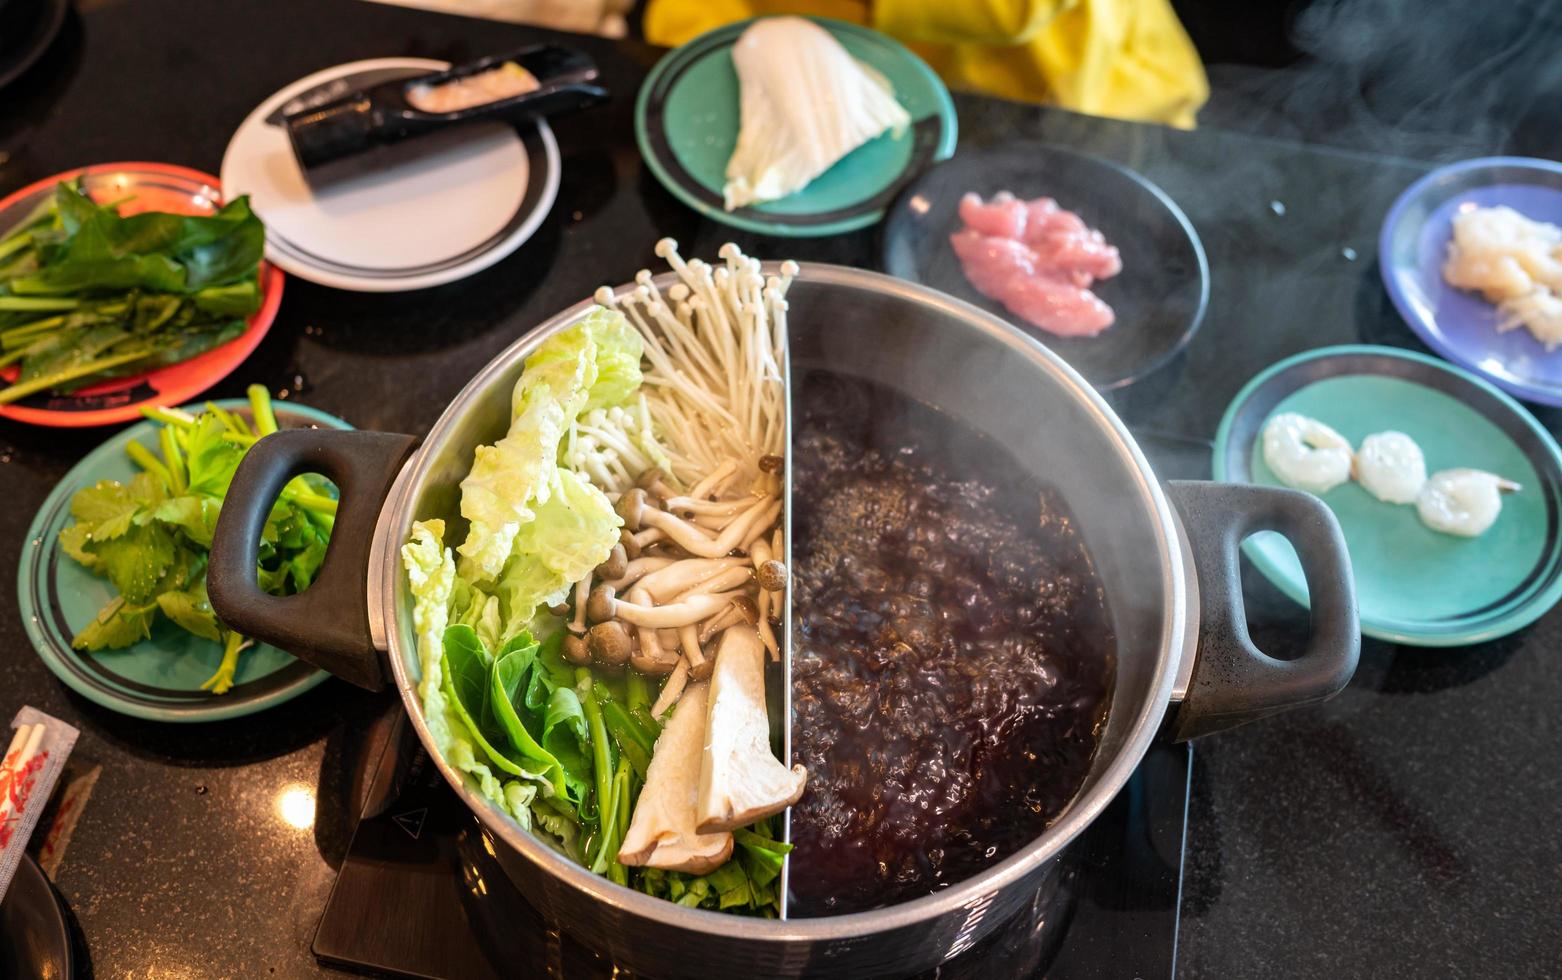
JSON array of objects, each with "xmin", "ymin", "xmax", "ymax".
[{"xmin": 284, "ymin": 44, "xmax": 607, "ymax": 178}]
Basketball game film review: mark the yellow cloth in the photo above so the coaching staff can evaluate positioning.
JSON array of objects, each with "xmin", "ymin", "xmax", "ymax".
[{"xmin": 643, "ymin": 0, "xmax": 1208, "ymax": 129}]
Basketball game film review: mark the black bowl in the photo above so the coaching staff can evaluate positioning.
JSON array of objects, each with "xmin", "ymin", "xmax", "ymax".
[
  {"xmin": 881, "ymin": 143, "xmax": 1209, "ymax": 390},
  {"xmin": 0, "ymin": 0, "xmax": 65, "ymax": 91}
]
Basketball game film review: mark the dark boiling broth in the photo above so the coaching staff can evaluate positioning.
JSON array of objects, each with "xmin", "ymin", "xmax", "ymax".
[{"xmin": 788, "ymin": 371, "xmax": 1115, "ymax": 916}]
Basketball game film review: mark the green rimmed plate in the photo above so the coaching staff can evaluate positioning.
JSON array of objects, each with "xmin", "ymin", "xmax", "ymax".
[
  {"xmin": 635, "ymin": 16, "xmax": 958, "ymax": 237},
  {"xmin": 1214, "ymin": 345, "xmax": 1562, "ymax": 647},
  {"xmin": 18, "ymin": 399, "xmax": 349, "ymax": 721}
]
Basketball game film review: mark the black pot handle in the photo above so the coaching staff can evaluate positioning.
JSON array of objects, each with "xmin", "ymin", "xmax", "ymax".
[
  {"xmin": 207, "ymin": 428, "xmax": 419, "ymax": 690},
  {"xmin": 1166, "ymin": 480, "xmax": 1359, "ymax": 740}
]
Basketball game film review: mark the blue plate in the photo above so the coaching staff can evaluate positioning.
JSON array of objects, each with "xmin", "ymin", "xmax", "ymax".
[
  {"xmin": 1379, "ymin": 156, "xmax": 1562, "ymax": 406},
  {"xmin": 18, "ymin": 400, "xmax": 348, "ymax": 721}
]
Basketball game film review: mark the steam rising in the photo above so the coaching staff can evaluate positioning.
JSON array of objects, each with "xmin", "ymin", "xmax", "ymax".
[{"xmin": 1197, "ymin": 0, "xmax": 1562, "ymax": 159}]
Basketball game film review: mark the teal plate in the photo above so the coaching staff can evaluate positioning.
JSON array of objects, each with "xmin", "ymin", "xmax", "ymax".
[
  {"xmin": 635, "ymin": 16, "xmax": 958, "ymax": 237},
  {"xmin": 1214, "ymin": 345, "xmax": 1562, "ymax": 647},
  {"xmin": 18, "ymin": 399, "xmax": 349, "ymax": 721}
]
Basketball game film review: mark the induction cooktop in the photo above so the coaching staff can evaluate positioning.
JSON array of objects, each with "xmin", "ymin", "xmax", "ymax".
[{"xmin": 313, "ymin": 711, "xmax": 1189, "ymax": 979}]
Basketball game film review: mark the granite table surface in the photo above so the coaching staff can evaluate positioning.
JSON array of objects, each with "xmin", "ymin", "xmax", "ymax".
[{"xmin": 0, "ymin": 0, "xmax": 1556, "ymax": 976}]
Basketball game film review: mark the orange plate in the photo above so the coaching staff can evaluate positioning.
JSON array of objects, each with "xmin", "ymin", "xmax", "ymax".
[{"xmin": 0, "ymin": 162, "xmax": 283, "ymax": 427}]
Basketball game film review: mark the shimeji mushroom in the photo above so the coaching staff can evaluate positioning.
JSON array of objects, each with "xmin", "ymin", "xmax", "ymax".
[
  {"xmin": 662, "ymin": 494, "xmax": 759, "ymax": 518},
  {"xmin": 567, "ymin": 575, "xmax": 592, "ymax": 635},
  {"xmin": 604, "ymin": 555, "xmax": 677, "ymax": 592},
  {"xmin": 635, "ymin": 557, "xmax": 749, "ymax": 602},
  {"xmin": 668, "ymin": 565, "xmax": 754, "ymax": 601},
  {"xmin": 748, "ymin": 540, "xmax": 783, "ymax": 660},
  {"xmin": 587, "ymin": 621, "xmax": 632, "ymax": 667},
  {"xmin": 590, "ymin": 586, "xmax": 740, "ymax": 630},
  {"xmin": 698, "ymin": 595, "xmax": 759, "ymax": 644},
  {"xmin": 618, "ymin": 527, "xmax": 642, "ymax": 560},
  {"xmin": 756, "ymin": 559, "xmax": 786, "ymax": 592},
  {"xmin": 596, "ymin": 542, "xmax": 629, "ymax": 580},
  {"xmin": 631, "ymin": 623, "xmax": 681, "ymax": 675},
  {"xmin": 618, "ymin": 487, "xmax": 781, "ymax": 560},
  {"xmin": 618, "ymin": 682, "xmax": 734, "ymax": 874},
  {"xmin": 562, "ymin": 633, "xmax": 591, "ymax": 666},
  {"xmin": 696, "ymin": 626, "xmax": 807, "ymax": 834},
  {"xmin": 635, "ymin": 467, "xmax": 679, "ymax": 503},
  {"xmin": 686, "ymin": 460, "xmax": 739, "ymax": 502},
  {"xmin": 651, "ymin": 661, "xmax": 689, "ymax": 720},
  {"xmin": 679, "ymin": 624, "xmax": 710, "ymax": 680}
]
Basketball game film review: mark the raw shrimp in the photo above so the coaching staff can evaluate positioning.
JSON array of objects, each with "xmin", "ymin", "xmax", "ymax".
[
  {"xmin": 1262, "ymin": 412, "xmax": 1353, "ymax": 493},
  {"xmin": 1416, "ymin": 468, "xmax": 1520, "ymax": 537},
  {"xmin": 1354, "ymin": 431, "xmax": 1427, "ymax": 504}
]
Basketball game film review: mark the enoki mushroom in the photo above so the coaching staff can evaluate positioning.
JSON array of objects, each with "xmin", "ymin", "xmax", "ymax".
[{"xmin": 593, "ymin": 240, "xmax": 794, "ymax": 493}]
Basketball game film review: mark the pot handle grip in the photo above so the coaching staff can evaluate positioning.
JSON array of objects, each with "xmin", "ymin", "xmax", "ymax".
[
  {"xmin": 207, "ymin": 428, "xmax": 419, "ymax": 691},
  {"xmin": 1166, "ymin": 480, "xmax": 1359, "ymax": 740}
]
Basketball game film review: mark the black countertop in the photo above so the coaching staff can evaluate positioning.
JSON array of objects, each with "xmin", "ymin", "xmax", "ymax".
[{"xmin": 1, "ymin": 1, "xmax": 1557, "ymax": 977}]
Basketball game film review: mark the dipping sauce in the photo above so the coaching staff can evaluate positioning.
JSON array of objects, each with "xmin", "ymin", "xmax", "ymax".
[
  {"xmin": 788, "ymin": 371, "xmax": 1114, "ymax": 916},
  {"xmin": 407, "ymin": 62, "xmax": 539, "ymax": 113}
]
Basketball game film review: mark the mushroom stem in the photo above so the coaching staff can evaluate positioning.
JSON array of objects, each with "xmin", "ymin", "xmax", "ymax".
[
  {"xmin": 641, "ymin": 497, "xmax": 779, "ymax": 559},
  {"xmin": 606, "ymin": 556, "xmax": 677, "ymax": 591},
  {"xmin": 691, "ymin": 510, "xmax": 742, "ymax": 532},
  {"xmin": 568, "ymin": 575, "xmax": 592, "ymax": 634},
  {"xmin": 619, "ymin": 527, "xmax": 642, "ymax": 560},
  {"xmin": 679, "ymin": 624, "xmax": 710, "ymax": 680},
  {"xmin": 636, "ymin": 557, "xmax": 748, "ymax": 603},
  {"xmin": 742, "ymin": 516, "xmax": 779, "ymax": 553},
  {"xmin": 609, "ymin": 587, "xmax": 737, "ymax": 631},
  {"xmin": 650, "ymin": 661, "xmax": 689, "ymax": 720},
  {"xmin": 635, "ymin": 467, "xmax": 679, "ymax": 502},
  {"xmin": 671, "ymin": 565, "xmax": 754, "ymax": 601},
  {"xmin": 698, "ymin": 595, "xmax": 759, "ymax": 644},
  {"xmin": 608, "ymin": 590, "xmax": 742, "ymax": 629},
  {"xmin": 687, "ymin": 460, "xmax": 738, "ymax": 501},
  {"xmin": 632, "ymin": 527, "xmax": 666, "ymax": 549},
  {"xmin": 757, "ymin": 595, "xmax": 780, "ymax": 661},
  {"xmin": 631, "ymin": 622, "xmax": 680, "ymax": 675},
  {"xmin": 663, "ymin": 495, "xmax": 756, "ymax": 517}
]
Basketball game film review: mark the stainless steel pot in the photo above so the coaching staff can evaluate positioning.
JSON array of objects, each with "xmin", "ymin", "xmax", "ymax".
[{"xmin": 208, "ymin": 264, "xmax": 1359, "ymax": 978}]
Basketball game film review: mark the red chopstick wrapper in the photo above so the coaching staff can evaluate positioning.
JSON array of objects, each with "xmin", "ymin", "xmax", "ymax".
[{"xmin": 0, "ymin": 707, "xmax": 79, "ymax": 902}]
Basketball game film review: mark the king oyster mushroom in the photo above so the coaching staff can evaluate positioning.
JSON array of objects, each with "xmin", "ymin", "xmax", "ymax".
[
  {"xmin": 696, "ymin": 626, "xmax": 807, "ymax": 834},
  {"xmin": 618, "ymin": 682, "xmax": 734, "ymax": 874}
]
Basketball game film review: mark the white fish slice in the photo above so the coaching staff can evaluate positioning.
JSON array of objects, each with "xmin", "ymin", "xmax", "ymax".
[{"xmin": 724, "ymin": 17, "xmax": 911, "ymax": 211}]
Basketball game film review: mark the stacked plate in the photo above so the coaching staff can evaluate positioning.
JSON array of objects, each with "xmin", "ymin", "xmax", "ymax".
[{"xmin": 222, "ymin": 58, "xmax": 560, "ymax": 292}]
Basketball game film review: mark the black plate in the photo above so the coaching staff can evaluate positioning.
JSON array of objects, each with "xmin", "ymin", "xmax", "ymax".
[
  {"xmin": 0, "ymin": 855, "xmax": 74, "ymax": 979},
  {"xmin": 881, "ymin": 143, "xmax": 1209, "ymax": 390},
  {"xmin": 0, "ymin": 0, "xmax": 67, "ymax": 91}
]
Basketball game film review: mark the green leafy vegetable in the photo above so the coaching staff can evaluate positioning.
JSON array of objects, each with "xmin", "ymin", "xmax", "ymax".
[
  {"xmin": 454, "ymin": 308, "xmax": 636, "ymax": 587},
  {"xmin": 634, "ymin": 818, "xmax": 793, "ymax": 915},
  {"xmin": 58, "ymin": 386, "xmax": 334, "ymax": 693},
  {"xmin": 0, "ymin": 182, "xmax": 266, "ymax": 404},
  {"xmin": 400, "ymin": 311, "xmax": 788, "ymax": 916}
]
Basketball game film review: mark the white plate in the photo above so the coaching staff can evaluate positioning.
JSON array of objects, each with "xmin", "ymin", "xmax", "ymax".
[{"xmin": 221, "ymin": 57, "xmax": 560, "ymax": 292}]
